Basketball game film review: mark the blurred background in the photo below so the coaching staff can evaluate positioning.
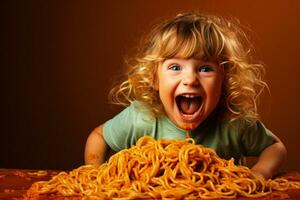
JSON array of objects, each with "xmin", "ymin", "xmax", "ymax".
[{"xmin": 2, "ymin": 0, "xmax": 300, "ymax": 171}]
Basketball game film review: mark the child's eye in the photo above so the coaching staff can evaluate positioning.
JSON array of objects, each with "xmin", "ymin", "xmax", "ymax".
[
  {"xmin": 169, "ymin": 64, "xmax": 181, "ymax": 71},
  {"xmin": 198, "ymin": 65, "xmax": 214, "ymax": 72}
]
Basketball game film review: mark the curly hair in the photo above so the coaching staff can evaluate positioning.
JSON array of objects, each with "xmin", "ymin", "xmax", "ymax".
[{"xmin": 109, "ymin": 13, "xmax": 267, "ymax": 123}]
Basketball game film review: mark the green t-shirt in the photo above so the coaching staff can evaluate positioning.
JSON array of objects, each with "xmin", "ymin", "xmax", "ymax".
[{"xmin": 103, "ymin": 101, "xmax": 274, "ymax": 163}]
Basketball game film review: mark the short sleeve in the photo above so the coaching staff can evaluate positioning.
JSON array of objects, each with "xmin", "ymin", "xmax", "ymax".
[
  {"xmin": 240, "ymin": 120, "xmax": 275, "ymax": 157},
  {"xmin": 103, "ymin": 102, "xmax": 155, "ymax": 152}
]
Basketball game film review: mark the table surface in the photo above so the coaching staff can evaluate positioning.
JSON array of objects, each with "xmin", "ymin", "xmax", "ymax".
[{"xmin": 0, "ymin": 168, "xmax": 300, "ymax": 200}]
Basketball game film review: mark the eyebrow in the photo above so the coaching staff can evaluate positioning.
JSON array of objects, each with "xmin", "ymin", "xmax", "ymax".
[
  {"xmin": 163, "ymin": 58, "xmax": 218, "ymax": 66},
  {"xmin": 163, "ymin": 58, "xmax": 190, "ymax": 66}
]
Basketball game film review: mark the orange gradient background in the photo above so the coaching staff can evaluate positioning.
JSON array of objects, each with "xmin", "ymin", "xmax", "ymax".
[{"xmin": 2, "ymin": 1, "xmax": 300, "ymax": 171}]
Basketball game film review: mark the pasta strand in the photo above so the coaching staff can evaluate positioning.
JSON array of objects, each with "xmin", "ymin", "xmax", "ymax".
[{"xmin": 25, "ymin": 136, "xmax": 300, "ymax": 199}]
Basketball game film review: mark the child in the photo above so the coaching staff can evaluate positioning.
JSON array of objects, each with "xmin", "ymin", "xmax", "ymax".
[{"xmin": 84, "ymin": 13, "xmax": 287, "ymax": 180}]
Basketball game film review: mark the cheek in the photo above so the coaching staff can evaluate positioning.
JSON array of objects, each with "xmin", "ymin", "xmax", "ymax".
[
  {"xmin": 205, "ymin": 79, "xmax": 223, "ymax": 102},
  {"xmin": 158, "ymin": 79, "xmax": 176, "ymax": 107},
  {"xmin": 214, "ymin": 82, "xmax": 223, "ymax": 98},
  {"xmin": 158, "ymin": 76, "xmax": 172, "ymax": 93},
  {"xmin": 158, "ymin": 83, "xmax": 171, "ymax": 101}
]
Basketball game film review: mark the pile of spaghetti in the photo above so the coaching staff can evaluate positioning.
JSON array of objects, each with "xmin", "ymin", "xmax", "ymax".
[{"xmin": 25, "ymin": 136, "xmax": 300, "ymax": 199}]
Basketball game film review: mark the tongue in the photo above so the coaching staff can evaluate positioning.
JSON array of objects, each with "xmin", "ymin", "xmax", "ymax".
[{"xmin": 180, "ymin": 97, "xmax": 201, "ymax": 114}]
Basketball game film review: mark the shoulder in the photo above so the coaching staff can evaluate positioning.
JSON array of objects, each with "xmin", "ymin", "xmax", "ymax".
[
  {"xmin": 218, "ymin": 118, "xmax": 273, "ymax": 139},
  {"xmin": 131, "ymin": 101, "xmax": 154, "ymax": 116},
  {"xmin": 106, "ymin": 101, "xmax": 155, "ymax": 123},
  {"xmin": 233, "ymin": 118, "xmax": 275, "ymax": 156},
  {"xmin": 234, "ymin": 118, "xmax": 271, "ymax": 136},
  {"xmin": 217, "ymin": 117, "xmax": 264, "ymax": 131},
  {"xmin": 103, "ymin": 101, "xmax": 157, "ymax": 151},
  {"xmin": 198, "ymin": 118, "xmax": 263, "ymax": 145}
]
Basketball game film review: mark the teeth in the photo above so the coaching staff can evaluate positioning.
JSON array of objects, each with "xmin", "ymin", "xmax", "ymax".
[{"xmin": 181, "ymin": 94, "xmax": 199, "ymax": 98}]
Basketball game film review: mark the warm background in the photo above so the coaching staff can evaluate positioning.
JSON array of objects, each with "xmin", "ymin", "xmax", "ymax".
[{"xmin": 2, "ymin": 0, "xmax": 300, "ymax": 171}]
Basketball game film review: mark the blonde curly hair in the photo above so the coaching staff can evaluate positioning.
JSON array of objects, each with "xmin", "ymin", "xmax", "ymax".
[{"xmin": 109, "ymin": 13, "xmax": 267, "ymax": 122}]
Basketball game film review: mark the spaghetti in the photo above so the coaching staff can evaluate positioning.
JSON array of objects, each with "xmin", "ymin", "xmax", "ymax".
[{"xmin": 25, "ymin": 136, "xmax": 300, "ymax": 199}]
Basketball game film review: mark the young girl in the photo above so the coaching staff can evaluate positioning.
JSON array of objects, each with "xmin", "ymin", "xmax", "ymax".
[{"xmin": 85, "ymin": 13, "xmax": 287, "ymax": 180}]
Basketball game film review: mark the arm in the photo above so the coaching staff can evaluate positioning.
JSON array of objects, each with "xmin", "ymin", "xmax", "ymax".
[
  {"xmin": 251, "ymin": 134, "xmax": 287, "ymax": 180},
  {"xmin": 84, "ymin": 124, "xmax": 108, "ymax": 165}
]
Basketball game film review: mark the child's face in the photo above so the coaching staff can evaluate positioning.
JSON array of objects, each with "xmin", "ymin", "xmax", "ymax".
[{"xmin": 156, "ymin": 58, "xmax": 224, "ymax": 130}]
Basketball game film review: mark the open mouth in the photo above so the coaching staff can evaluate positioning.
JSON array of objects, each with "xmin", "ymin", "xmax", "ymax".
[{"xmin": 175, "ymin": 94, "xmax": 202, "ymax": 115}]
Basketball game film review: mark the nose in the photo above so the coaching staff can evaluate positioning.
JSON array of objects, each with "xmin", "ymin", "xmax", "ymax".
[{"xmin": 182, "ymin": 71, "xmax": 199, "ymax": 87}]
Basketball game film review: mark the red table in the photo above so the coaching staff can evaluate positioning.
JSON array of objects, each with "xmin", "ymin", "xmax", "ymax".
[{"xmin": 0, "ymin": 168, "xmax": 300, "ymax": 200}]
